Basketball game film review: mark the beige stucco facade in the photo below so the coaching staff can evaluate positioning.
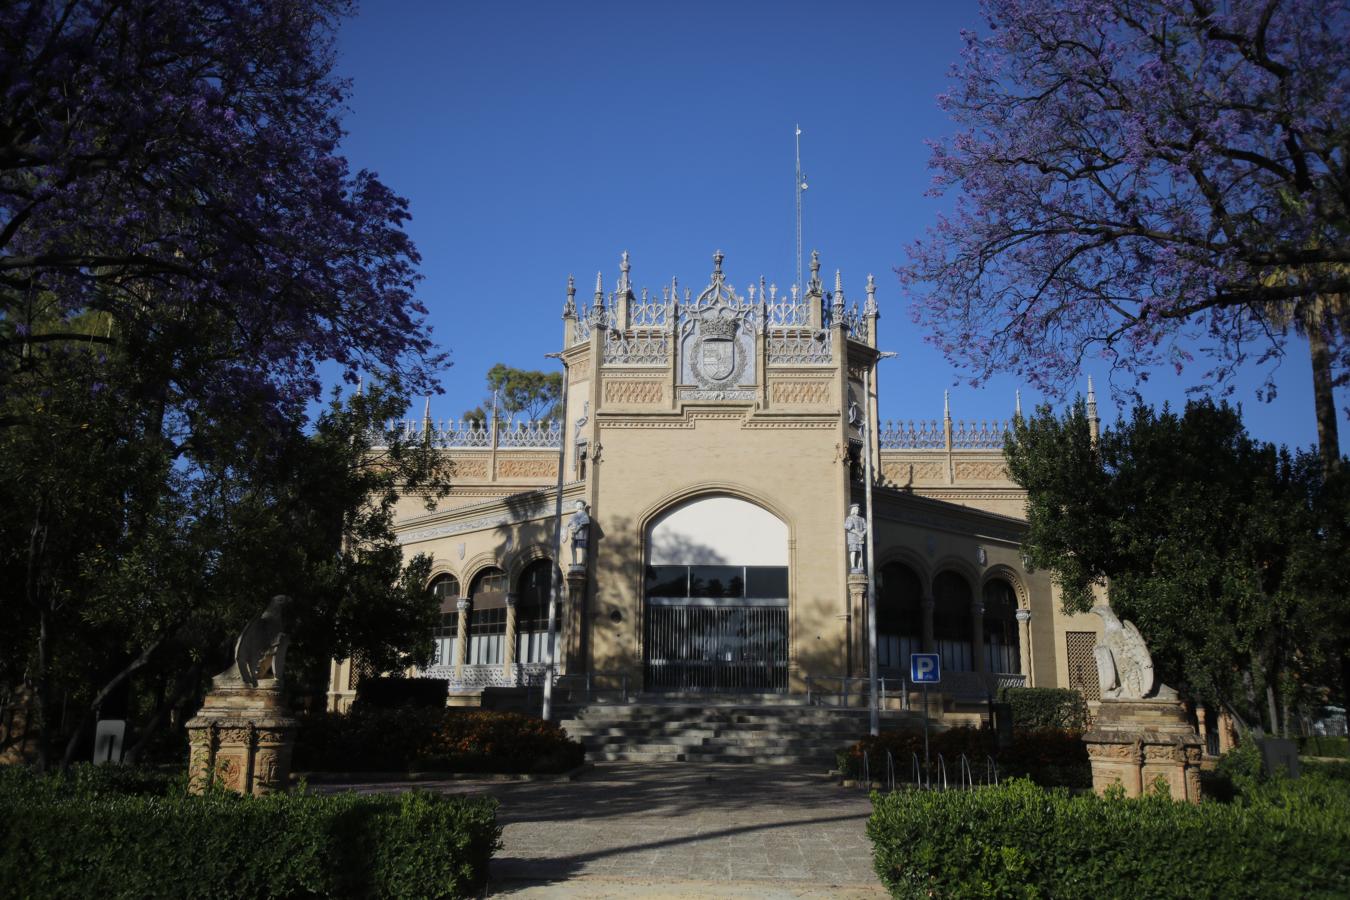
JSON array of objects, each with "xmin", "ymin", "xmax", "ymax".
[{"xmin": 327, "ymin": 251, "xmax": 1102, "ymax": 711}]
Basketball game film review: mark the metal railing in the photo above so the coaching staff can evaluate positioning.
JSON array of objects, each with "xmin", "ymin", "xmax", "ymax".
[
  {"xmin": 805, "ymin": 674, "xmax": 910, "ymax": 711},
  {"xmin": 550, "ymin": 670, "xmax": 632, "ymax": 705},
  {"xmin": 854, "ymin": 750, "xmax": 1001, "ymax": 793}
]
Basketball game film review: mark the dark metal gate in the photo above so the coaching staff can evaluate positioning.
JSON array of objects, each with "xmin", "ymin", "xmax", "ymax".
[{"xmin": 644, "ymin": 604, "xmax": 788, "ymax": 692}]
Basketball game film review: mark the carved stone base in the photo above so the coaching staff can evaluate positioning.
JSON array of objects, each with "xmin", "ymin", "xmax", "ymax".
[
  {"xmin": 1083, "ymin": 699, "xmax": 1204, "ymax": 802},
  {"xmin": 186, "ymin": 684, "xmax": 298, "ymax": 796}
]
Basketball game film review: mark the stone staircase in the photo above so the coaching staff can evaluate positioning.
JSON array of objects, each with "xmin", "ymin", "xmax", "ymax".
[{"xmin": 557, "ymin": 695, "xmax": 926, "ymax": 766}]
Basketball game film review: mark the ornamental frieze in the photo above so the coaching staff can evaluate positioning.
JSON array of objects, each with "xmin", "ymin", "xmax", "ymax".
[
  {"xmin": 771, "ymin": 380, "xmax": 831, "ymax": 405},
  {"xmin": 603, "ymin": 379, "xmax": 664, "ymax": 405},
  {"xmin": 496, "ymin": 458, "xmax": 558, "ymax": 479}
]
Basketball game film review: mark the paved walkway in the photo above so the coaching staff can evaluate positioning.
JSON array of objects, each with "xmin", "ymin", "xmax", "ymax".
[{"xmin": 328, "ymin": 763, "xmax": 886, "ymax": 898}]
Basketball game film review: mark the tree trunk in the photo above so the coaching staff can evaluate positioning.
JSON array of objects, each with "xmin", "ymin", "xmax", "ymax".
[
  {"xmin": 59, "ymin": 637, "xmax": 165, "ymax": 769},
  {"xmin": 1307, "ymin": 296, "xmax": 1341, "ymax": 475},
  {"xmin": 122, "ymin": 662, "xmax": 201, "ymax": 765}
]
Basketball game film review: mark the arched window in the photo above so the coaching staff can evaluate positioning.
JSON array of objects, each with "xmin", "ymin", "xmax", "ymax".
[
  {"xmin": 983, "ymin": 579, "xmax": 1021, "ymax": 674},
  {"xmin": 643, "ymin": 495, "xmax": 790, "ymax": 691},
  {"xmin": 933, "ymin": 571, "xmax": 974, "ymax": 672},
  {"xmin": 516, "ymin": 559, "xmax": 555, "ymax": 664},
  {"xmin": 467, "ymin": 567, "xmax": 507, "ymax": 665},
  {"xmin": 428, "ymin": 574, "xmax": 460, "ymax": 667},
  {"xmin": 877, "ymin": 562, "xmax": 923, "ymax": 671}
]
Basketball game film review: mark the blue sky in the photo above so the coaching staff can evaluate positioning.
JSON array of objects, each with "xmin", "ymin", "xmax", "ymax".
[{"xmin": 334, "ymin": 0, "xmax": 1339, "ymax": 453}]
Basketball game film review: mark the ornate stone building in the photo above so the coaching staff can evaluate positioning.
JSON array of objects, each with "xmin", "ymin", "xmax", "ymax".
[{"xmin": 327, "ymin": 250, "xmax": 1103, "ymax": 710}]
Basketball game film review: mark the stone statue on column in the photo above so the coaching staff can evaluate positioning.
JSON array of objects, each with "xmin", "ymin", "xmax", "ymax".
[
  {"xmin": 187, "ymin": 595, "xmax": 298, "ymax": 796},
  {"xmin": 567, "ymin": 500, "xmax": 591, "ymax": 567},
  {"xmin": 844, "ymin": 503, "xmax": 867, "ymax": 572}
]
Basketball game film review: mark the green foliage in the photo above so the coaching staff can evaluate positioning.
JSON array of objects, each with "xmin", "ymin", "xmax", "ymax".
[
  {"xmin": 1005, "ymin": 398, "xmax": 1350, "ymax": 731},
  {"xmin": 868, "ymin": 774, "xmax": 1350, "ymax": 898},
  {"xmin": 838, "ymin": 726, "xmax": 1090, "ymax": 788},
  {"xmin": 1301, "ymin": 735, "xmax": 1350, "ymax": 759},
  {"xmin": 463, "ymin": 363, "xmax": 563, "ymax": 423},
  {"xmin": 0, "ymin": 766, "xmax": 501, "ymax": 899},
  {"xmin": 294, "ymin": 707, "xmax": 585, "ymax": 775},
  {"xmin": 999, "ymin": 687, "xmax": 1089, "ymax": 731}
]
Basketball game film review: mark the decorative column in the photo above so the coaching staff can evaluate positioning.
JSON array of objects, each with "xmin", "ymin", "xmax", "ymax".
[
  {"xmin": 921, "ymin": 596, "xmax": 936, "ymax": 652},
  {"xmin": 971, "ymin": 598, "xmax": 987, "ymax": 674},
  {"xmin": 847, "ymin": 571, "xmax": 868, "ymax": 680},
  {"xmin": 1015, "ymin": 608, "xmax": 1033, "ymax": 685},
  {"xmin": 565, "ymin": 563, "xmax": 589, "ymax": 673},
  {"xmin": 503, "ymin": 593, "xmax": 519, "ymax": 679},
  {"xmin": 454, "ymin": 598, "xmax": 470, "ymax": 677}
]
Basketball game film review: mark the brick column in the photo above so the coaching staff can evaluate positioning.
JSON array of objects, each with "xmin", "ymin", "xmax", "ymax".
[
  {"xmin": 1015, "ymin": 608, "xmax": 1033, "ymax": 683},
  {"xmin": 921, "ymin": 596, "xmax": 935, "ymax": 652},
  {"xmin": 971, "ymin": 598, "xmax": 987, "ymax": 673},
  {"xmin": 503, "ymin": 593, "xmax": 519, "ymax": 679},
  {"xmin": 454, "ymin": 598, "xmax": 470, "ymax": 677}
]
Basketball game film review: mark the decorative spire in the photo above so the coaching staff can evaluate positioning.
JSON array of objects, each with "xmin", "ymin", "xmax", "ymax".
[
  {"xmin": 944, "ymin": 390, "xmax": 951, "ymax": 419},
  {"xmin": 423, "ymin": 395, "xmax": 432, "ymax": 426},
  {"xmin": 594, "ymin": 271, "xmax": 603, "ymax": 302},
  {"xmin": 864, "ymin": 274, "xmax": 877, "ymax": 316},
  {"xmin": 713, "ymin": 248, "xmax": 724, "ymax": 276},
  {"xmin": 618, "ymin": 250, "xmax": 631, "ymax": 296},
  {"xmin": 356, "ymin": 375, "xmax": 364, "ymax": 397},
  {"xmin": 1015, "ymin": 389, "xmax": 1023, "ymax": 420},
  {"xmin": 831, "ymin": 269, "xmax": 845, "ymax": 317},
  {"xmin": 1086, "ymin": 376, "xmax": 1100, "ymax": 445},
  {"xmin": 809, "ymin": 249, "xmax": 821, "ymax": 295},
  {"xmin": 563, "ymin": 273, "xmax": 576, "ymax": 317}
]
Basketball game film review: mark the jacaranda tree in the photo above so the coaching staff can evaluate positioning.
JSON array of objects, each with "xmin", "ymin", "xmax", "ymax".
[
  {"xmin": 0, "ymin": 1, "xmax": 449, "ymax": 766},
  {"xmin": 904, "ymin": 0, "xmax": 1350, "ymax": 471}
]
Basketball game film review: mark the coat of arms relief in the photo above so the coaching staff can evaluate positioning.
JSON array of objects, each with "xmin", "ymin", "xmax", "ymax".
[{"xmin": 679, "ymin": 251, "xmax": 756, "ymax": 399}]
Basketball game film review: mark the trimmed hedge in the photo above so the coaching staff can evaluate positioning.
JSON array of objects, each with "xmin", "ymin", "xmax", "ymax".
[
  {"xmin": 999, "ymin": 686, "xmax": 1089, "ymax": 731},
  {"xmin": 295, "ymin": 707, "xmax": 585, "ymax": 774},
  {"xmin": 0, "ymin": 766, "xmax": 501, "ymax": 899},
  {"xmin": 868, "ymin": 775, "xmax": 1350, "ymax": 898},
  {"xmin": 840, "ymin": 725, "xmax": 1090, "ymax": 788}
]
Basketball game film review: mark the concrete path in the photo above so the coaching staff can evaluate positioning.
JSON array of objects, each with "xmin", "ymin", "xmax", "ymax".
[{"xmin": 327, "ymin": 763, "xmax": 887, "ymax": 897}]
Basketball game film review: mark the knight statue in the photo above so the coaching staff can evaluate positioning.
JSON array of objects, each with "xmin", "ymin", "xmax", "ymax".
[
  {"xmin": 567, "ymin": 500, "xmax": 591, "ymax": 566},
  {"xmin": 844, "ymin": 503, "xmax": 867, "ymax": 572}
]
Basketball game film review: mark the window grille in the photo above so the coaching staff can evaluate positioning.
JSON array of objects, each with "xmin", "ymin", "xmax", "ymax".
[{"xmin": 1066, "ymin": 631, "xmax": 1101, "ymax": 701}]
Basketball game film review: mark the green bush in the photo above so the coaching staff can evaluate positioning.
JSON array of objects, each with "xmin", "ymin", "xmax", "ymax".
[
  {"xmin": 999, "ymin": 686, "xmax": 1089, "ymax": 731},
  {"xmin": 295, "ymin": 707, "xmax": 585, "ymax": 774},
  {"xmin": 840, "ymin": 726, "xmax": 1090, "ymax": 788},
  {"xmin": 868, "ymin": 775, "xmax": 1350, "ymax": 899},
  {"xmin": 0, "ymin": 766, "xmax": 501, "ymax": 899},
  {"xmin": 1300, "ymin": 735, "xmax": 1350, "ymax": 758}
]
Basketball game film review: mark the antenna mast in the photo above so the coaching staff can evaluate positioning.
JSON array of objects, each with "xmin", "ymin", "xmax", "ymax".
[{"xmin": 795, "ymin": 125, "xmax": 807, "ymax": 294}]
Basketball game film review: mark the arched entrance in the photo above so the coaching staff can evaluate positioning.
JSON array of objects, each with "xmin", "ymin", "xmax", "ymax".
[{"xmin": 644, "ymin": 495, "xmax": 789, "ymax": 692}]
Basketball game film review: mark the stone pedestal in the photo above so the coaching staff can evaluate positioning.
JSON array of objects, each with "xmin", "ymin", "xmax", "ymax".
[
  {"xmin": 1083, "ymin": 699, "xmax": 1204, "ymax": 802},
  {"xmin": 186, "ymin": 684, "xmax": 298, "ymax": 795},
  {"xmin": 847, "ymin": 572, "xmax": 867, "ymax": 675},
  {"xmin": 565, "ymin": 564, "xmax": 588, "ymax": 672}
]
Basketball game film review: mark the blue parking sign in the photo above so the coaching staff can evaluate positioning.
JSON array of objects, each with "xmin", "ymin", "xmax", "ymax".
[{"xmin": 910, "ymin": 652, "xmax": 941, "ymax": 684}]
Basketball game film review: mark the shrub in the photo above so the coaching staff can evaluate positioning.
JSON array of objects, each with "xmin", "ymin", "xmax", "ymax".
[
  {"xmin": 999, "ymin": 686, "xmax": 1089, "ymax": 731},
  {"xmin": 840, "ymin": 725, "xmax": 1089, "ymax": 788},
  {"xmin": 1300, "ymin": 735, "xmax": 1350, "ymax": 759},
  {"xmin": 0, "ymin": 767, "xmax": 501, "ymax": 899},
  {"xmin": 354, "ymin": 676, "xmax": 450, "ymax": 710},
  {"xmin": 294, "ymin": 707, "xmax": 585, "ymax": 774},
  {"xmin": 868, "ymin": 775, "xmax": 1350, "ymax": 898}
]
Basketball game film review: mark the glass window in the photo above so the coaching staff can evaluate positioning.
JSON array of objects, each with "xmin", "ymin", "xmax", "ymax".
[
  {"xmin": 933, "ymin": 571, "xmax": 975, "ymax": 672},
  {"xmin": 645, "ymin": 566, "xmax": 688, "ymax": 598},
  {"xmin": 877, "ymin": 563, "xmax": 923, "ymax": 670},
  {"xmin": 516, "ymin": 559, "xmax": 555, "ymax": 664},
  {"xmin": 745, "ymin": 567, "xmax": 789, "ymax": 600},
  {"xmin": 983, "ymin": 579, "xmax": 1021, "ymax": 674},
  {"xmin": 690, "ymin": 566, "xmax": 744, "ymax": 599},
  {"xmin": 428, "ymin": 575, "xmax": 460, "ymax": 667},
  {"xmin": 470, "ymin": 567, "xmax": 507, "ymax": 596}
]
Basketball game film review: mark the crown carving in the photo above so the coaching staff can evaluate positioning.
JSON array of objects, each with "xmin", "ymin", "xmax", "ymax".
[{"xmin": 701, "ymin": 315, "xmax": 737, "ymax": 340}]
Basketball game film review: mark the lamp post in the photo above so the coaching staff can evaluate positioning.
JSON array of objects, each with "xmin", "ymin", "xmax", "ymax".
[
  {"xmin": 864, "ymin": 351, "xmax": 897, "ymax": 737},
  {"xmin": 541, "ymin": 351, "xmax": 569, "ymax": 722}
]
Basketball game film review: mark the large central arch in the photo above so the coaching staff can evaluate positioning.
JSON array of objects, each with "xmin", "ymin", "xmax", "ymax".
[{"xmin": 643, "ymin": 494, "xmax": 789, "ymax": 692}]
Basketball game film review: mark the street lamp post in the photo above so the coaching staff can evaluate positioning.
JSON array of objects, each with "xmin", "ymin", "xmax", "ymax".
[
  {"xmin": 864, "ymin": 351, "xmax": 896, "ymax": 737},
  {"xmin": 541, "ymin": 352, "xmax": 569, "ymax": 722}
]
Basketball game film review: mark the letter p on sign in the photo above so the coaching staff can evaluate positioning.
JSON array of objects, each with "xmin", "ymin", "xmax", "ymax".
[{"xmin": 910, "ymin": 652, "xmax": 941, "ymax": 684}]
